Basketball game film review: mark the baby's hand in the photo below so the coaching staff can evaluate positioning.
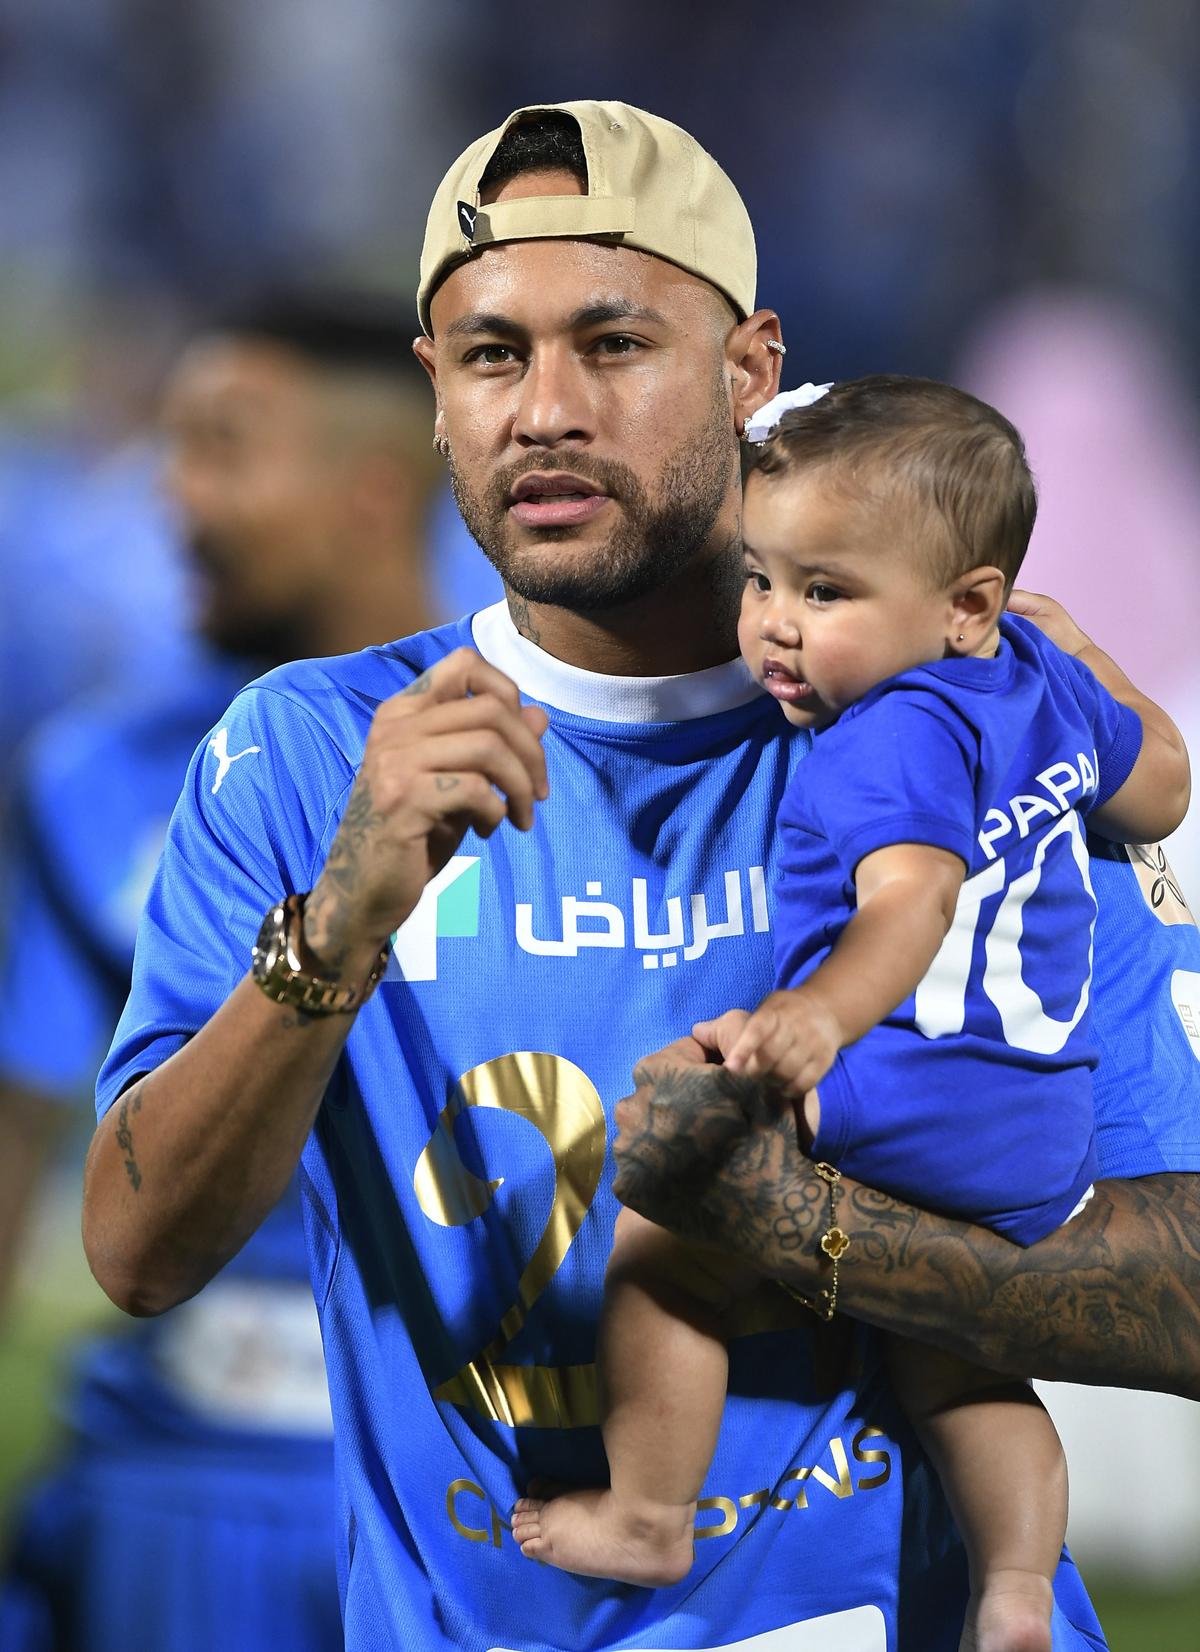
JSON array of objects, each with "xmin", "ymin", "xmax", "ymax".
[
  {"xmin": 691, "ymin": 1008, "xmax": 752, "ymax": 1062},
  {"xmin": 721, "ymin": 990, "xmax": 841, "ymax": 1096}
]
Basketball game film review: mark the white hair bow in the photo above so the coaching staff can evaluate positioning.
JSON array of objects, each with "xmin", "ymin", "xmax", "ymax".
[{"xmin": 743, "ymin": 382, "xmax": 834, "ymax": 444}]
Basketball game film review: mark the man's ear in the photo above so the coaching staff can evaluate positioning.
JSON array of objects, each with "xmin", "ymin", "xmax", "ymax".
[
  {"xmin": 726, "ymin": 309, "xmax": 784, "ymax": 439},
  {"xmin": 948, "ymin": 566, "xmax": 1007, "ymax": 652},
  {"xmin": 412, "ymin": 334, "xmax": 436, "ymax": 385},
  {"xmin": 412, "ymin": 336, "xmax": 446, "ymax": 452}
]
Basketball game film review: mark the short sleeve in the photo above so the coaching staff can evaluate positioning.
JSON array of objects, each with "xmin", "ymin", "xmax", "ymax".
[
  {"xmin": 95, "ymin": 686, "xmax": 354, "ymax": 1121},
  {"xmin": 805, "ymin": 689, "xmax": 981, "ymax": 879},
  {"xmin": 0, "ymin": 772, "xmax": 123, "ymax": 1100}
]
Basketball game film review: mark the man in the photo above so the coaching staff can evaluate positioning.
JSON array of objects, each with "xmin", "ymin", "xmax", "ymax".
[
  {"xmin": 0, "ymin": 290, "xmax": 444, "ymax": 1650},
  {"xmin": 80, "ymin": 102, "xmax": 1189, "ymax": 1649}
]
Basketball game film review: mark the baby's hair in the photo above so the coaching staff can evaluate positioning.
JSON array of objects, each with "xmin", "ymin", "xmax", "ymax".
[{"xmin": 746, "ymin": 375, "xmax": 1037, "ymax": 588}]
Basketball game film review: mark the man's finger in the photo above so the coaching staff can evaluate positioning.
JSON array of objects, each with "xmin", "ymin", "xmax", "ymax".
[
  {"xmin": 417, "ymin": 729, "xmax": 543, "ymax": 831},
  {"xmin": 630, "ymin": 1036, "xmax": 707, "ymax": 1089},
  {"xmin": 391, "ymin": 647, "xmax": 524, "ymax": 716},
  {"xmin": 376, "ymin": 694, "xmax": 550, "ymax": 811},
  {"xmin": 519, "ymin": 704, "xmax": 552, "ymax": 798}
]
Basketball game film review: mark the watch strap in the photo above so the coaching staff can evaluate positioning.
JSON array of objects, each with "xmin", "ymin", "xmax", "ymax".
[{"xmin": 252, "ymin": 893, "xmax": 390, "ymax": 1015}]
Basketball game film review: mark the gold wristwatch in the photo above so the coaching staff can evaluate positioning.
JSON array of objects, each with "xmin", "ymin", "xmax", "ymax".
[{"xmin": 251, "ymin": 893, "xmax": 390, "ymax": 1015}]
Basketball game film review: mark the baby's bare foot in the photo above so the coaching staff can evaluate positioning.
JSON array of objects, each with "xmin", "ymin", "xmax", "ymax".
[{"xmin": 512, "ymin": 1489, "xmax": 694, "ymax": 1587}]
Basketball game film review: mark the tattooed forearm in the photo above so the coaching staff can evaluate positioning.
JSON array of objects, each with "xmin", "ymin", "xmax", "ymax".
[
  {"xmin": 114, "ymin": 1083, "xmax": 145, "ymax": 1192},
  {"xmin": 318, "ymin": 778, "xmax": 383, "ymax": 904},
  {"xmin": 616, "ymin": 1063, "xmax": 1200, "ymax": 1399},
  {"xmin": 303, "ymin": 776, "xmax": 386, "ymax": 976}
]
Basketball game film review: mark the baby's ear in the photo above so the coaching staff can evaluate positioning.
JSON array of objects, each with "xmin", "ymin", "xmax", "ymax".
[{"xmin": 947, "ymin": 566, "xmax": 1006, "ymax": 652}]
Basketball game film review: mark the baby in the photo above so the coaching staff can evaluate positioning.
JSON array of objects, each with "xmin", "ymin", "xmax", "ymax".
[{"xmin": 513, "ymin": 375, "xmax": 1191, "ymax": 1652}]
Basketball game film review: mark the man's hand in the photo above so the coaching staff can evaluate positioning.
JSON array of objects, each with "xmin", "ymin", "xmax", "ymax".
[
  {"xmin": 612, "ymin": 1036, "xmax": 795, "ymax": 1246},
  {"xmin": 1006, "ymin": 589, "xmax": 1093, "ymax": 656},
  {"xmin": 696, "ymin": 989, "xmax": 840, "ymax": 1096},
  {"xmin": 614, "ymin": 1037, "xmax": 741, "ymax": 1234},
  {"xmin": 304, "ymin": 649, "xmax": 548, "ymax": 973}
]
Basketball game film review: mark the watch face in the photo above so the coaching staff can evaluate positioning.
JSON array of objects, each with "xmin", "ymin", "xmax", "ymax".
[{"xmin": 253, "ymin": 902, "xmax": 287, "ymax": 979}]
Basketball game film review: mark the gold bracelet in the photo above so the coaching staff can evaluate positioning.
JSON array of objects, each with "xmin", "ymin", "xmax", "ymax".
[{"xmin": 781, "ymin": 1161, "xmax": 850, "ymax": 1323}]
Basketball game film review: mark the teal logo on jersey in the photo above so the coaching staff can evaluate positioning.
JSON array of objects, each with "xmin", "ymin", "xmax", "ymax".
[
  {"xmin": 392, "ymin": 856, "xmax": 480, "ymax": 982},
  {"xmin": 435, "ymin": 857, "xmax": 480, "ymax": 940}
]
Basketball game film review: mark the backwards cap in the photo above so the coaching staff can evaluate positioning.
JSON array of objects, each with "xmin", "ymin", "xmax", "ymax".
[{"xmin": 417, "ymin": 100, "xmax": 756, "ymax": 336}]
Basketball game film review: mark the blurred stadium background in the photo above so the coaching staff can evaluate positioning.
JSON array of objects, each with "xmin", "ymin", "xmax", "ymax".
[{"xmin": 0, "ymin": 3, "xmax": 1197, "ymax": 1646}]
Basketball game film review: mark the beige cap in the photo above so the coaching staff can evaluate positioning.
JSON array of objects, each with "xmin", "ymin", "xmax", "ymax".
[{"xmin": 417, "ymin": 100, "xmax": 756, "ymax": 336}]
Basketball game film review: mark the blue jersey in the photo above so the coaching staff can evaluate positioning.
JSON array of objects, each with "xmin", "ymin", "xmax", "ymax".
[
  {"xmin": 1086, "ymin": 837, "xmax": 1200, "ymax": 1174},
  {"xmin": 0, "ymin": 653, "xmax": 331, "ymax": 1457},
  {"xmin": 98, "ymin": 603, "xmax": 1121, "ymax": 1652},
  {"xmin": 776, "ymin": 616, "xmax": 1142, "ymax": 1244}
]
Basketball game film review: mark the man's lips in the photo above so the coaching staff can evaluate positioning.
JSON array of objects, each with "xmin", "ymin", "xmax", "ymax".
[
  {"xmin": 762, "ymin": 657, "xmax": 816, "ymax": 703},
  {"xmin": 508, "ymin": 471, "xmax": 612, "ymax": 528}
]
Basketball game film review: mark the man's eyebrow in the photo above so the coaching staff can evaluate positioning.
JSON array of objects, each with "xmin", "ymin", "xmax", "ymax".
[
  {"xmin": 568, "ymin": 301, "xmax": 669, "ymax": 329},
  {"xmin": 443, "ymin": 301, "xmax": 669, "ymax": 342},
  {"xmin": 442, "ymin": 311, "xmax": 526, "ymax": 341}
]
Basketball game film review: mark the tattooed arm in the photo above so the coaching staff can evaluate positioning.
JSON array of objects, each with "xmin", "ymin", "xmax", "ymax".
[
  {"xmin": 84, "ymin": 651, "xmax": 548, "ymax": 1315},
  {"xmin": 612, "ymin": 1042, "xmax": 1200, "ymax": 1400}
]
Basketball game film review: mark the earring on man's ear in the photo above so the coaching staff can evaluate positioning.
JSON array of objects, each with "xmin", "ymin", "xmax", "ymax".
[
  {"xmin": 956, "ymin": 633, "xmax": 965, "ymax": 642},
  {"xmin": 433, "ymin": 433, "xmax": 450, "ymax": 458},
  {"xmin": 766, "ymin": 340, "xmax": 787, "ymax": 356}
]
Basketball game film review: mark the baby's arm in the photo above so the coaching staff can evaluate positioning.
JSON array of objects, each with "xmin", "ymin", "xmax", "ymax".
[
  {"xmin": 698, "ymin": 842, "xmax": 964, "ymax": 1096},
  {"xmin": 889, "ymin": 1337, "xmax": 1065, "ymax": 1652},
  {"xmin": 1009, "ymin": 588, "xmax": 1191, "ymax": 845}
]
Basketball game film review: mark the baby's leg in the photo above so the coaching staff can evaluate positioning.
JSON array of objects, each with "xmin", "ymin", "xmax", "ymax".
[
  {"xmin": 512, "ymin": 1207, "xmax": 751, "ymax": 1585},
  {"xmin": 889, "ymin": 1337, "xmax": 1066, "ymax": 1652}
]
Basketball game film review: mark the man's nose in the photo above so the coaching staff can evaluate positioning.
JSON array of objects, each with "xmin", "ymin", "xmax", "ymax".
[{"xmin": 511, "ymin": 346, "xmax": 595, "ymax": 448}]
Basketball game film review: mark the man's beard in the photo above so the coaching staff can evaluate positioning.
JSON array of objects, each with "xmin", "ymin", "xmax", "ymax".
[
  {"xmin": 187, "ymin": 531, "xmax": 302, "ymax": 668},
  {"xmin": 447, "ymin": 381, "xmax": 738, "ymax": 612}
]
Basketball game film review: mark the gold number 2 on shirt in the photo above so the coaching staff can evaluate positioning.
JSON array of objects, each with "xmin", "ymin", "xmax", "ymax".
[{"xmin": 412, "ymin": 1051, "xmax": 608, "ymax": 1428}]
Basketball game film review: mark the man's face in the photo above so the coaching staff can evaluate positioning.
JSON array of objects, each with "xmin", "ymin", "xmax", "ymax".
[
  {"xmin": 160, "ymin": 336, "xmax": 350, "ymax": 660},
  {"xmin": 418, "ymin": 173, "xmax": 741, "ymax": 612}
]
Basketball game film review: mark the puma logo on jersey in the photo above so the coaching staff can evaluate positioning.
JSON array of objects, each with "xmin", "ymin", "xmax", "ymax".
[{"xmin": 208, "ymin": 727, "xmax": 262, "ymax": 794}]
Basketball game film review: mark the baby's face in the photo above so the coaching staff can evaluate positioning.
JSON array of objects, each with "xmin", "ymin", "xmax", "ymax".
[{"xmin": 738, "ymin": 467, "xmax": 959, "ymax": 729}]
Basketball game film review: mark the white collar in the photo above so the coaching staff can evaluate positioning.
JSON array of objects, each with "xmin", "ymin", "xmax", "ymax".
[{"xmin": 470, "ymin": 601, "xmax": 763, "ymax": 724}]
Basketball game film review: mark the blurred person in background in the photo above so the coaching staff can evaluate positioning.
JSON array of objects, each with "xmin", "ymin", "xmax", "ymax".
[{"xmin": 0, "ymin": 289, "xmax": 443, "ymax": 1652}]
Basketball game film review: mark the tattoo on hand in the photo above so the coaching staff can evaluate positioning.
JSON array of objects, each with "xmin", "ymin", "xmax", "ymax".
[
  {"xmin": 434, "ymin": 774, "xmax": 460, "ymax": 793},
  {"xmin": 403, "ymin": 670, "xmax": 433, "ymax": 696},
  {"xmin": 114, "ymin": 1083, "xmax": 145, "ymax": 1192}
]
